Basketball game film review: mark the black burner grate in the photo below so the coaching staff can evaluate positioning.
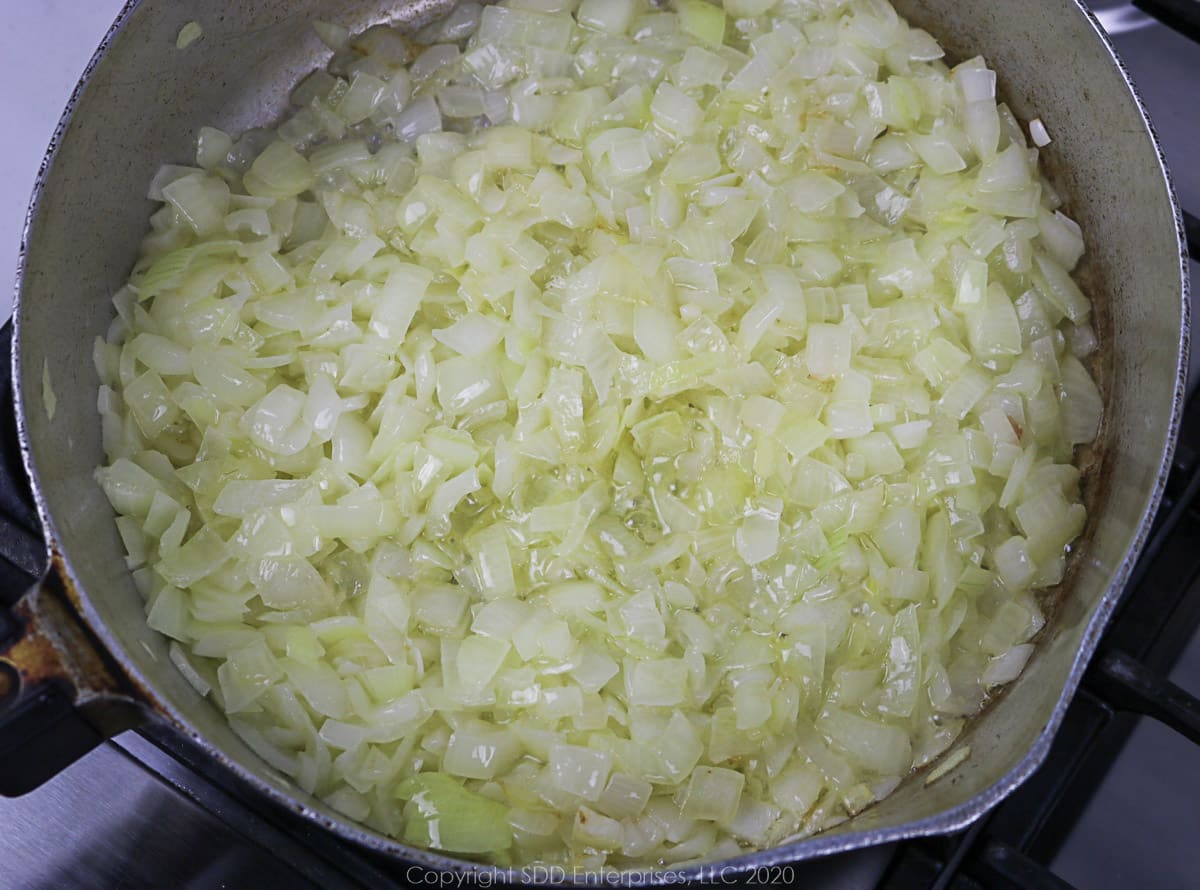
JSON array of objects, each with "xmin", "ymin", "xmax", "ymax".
[{"xmin": 1134, "ymin": 0, "xmax": 1200, "ymax": 45}]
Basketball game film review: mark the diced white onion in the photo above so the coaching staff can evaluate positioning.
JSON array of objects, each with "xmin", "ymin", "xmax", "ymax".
[{"xmin": 98, "ymin": 0, "xmax": 1099, "ymax": 871}]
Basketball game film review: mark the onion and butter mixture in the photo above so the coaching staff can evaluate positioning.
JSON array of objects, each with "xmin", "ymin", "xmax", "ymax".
[{"xmin": 95, "ymin": 0, "xmax": 1102, "ymax": 867}]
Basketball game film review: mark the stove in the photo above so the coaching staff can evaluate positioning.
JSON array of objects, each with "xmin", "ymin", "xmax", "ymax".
[{"xmin": 1, "ymin": 2, "xmax": 1198, "ymax": 888}]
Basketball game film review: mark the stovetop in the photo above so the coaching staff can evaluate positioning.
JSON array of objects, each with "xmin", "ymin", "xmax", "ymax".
[{"xmin": 2, "ymin": 2, "xmax": 1199, "ymax": 888}]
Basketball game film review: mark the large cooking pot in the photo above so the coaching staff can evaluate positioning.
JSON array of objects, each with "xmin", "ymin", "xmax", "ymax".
[{"xmin": 0, "ymin": 0, "xmax": 1189, "ymax": 879}]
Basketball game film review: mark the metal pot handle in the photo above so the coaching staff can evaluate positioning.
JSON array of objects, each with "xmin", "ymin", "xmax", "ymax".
[
  {"xmin": 0, "ymin": 320, "xmax": 145, "ymax": 795},
  {"xmin": 0, "ymin": 569, "xmax": 145, "ymax": 795}
]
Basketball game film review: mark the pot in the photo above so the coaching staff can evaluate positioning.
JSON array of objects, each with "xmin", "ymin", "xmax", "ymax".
[{"xmin": 0, "ymin": 0, "xmax": 1189, "ymax": 879}]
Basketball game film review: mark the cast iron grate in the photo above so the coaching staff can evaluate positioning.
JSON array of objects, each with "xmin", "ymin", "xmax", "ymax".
[{"xmin": 1134, "ymin": 0, "xmax": 1200, "ymax": 44}]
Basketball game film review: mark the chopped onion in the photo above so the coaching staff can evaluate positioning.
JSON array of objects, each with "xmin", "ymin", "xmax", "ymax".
[
  {"xmin": 1029, "ymin": 117, "xmax": 1051, "ymax": 147},
  {"xmin": 176, "ymin": 21, "xmax": 203, "ymax": 51},
  {"xmin": 98, "ymin": 0, "xmax": 1100, "ymax": 870}
]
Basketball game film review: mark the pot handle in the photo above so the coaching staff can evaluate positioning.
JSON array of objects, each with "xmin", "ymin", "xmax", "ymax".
[
  {"xmin": 0, "ymin": 319, "xmax": 145, "ymax": 795},
  {"xmin": 0, "ymin": 569, "xmax": 145, "ymax": 795}
]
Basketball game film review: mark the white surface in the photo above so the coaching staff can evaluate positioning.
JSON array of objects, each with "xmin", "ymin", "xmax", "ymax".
[{"xmin": 0, "ymin": 2, "xmax": 128, "ymax": 321}]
